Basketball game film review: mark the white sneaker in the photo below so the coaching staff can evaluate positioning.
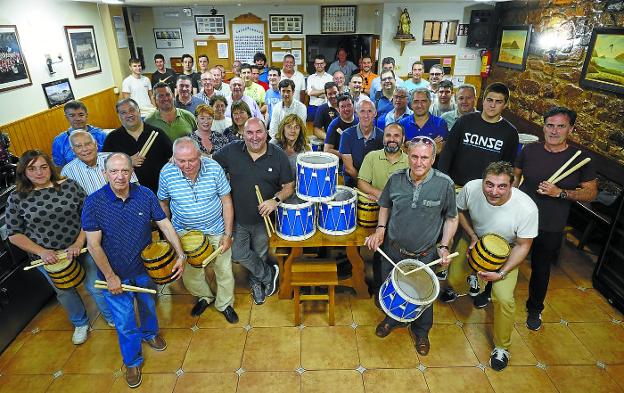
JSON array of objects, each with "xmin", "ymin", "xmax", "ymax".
[
  {"xmin": 467, "ymin": 274, "xmax": 480, "ymax": 297},
  {"xmin": 72, "ymin": 325, "xmax": 89, "ymax": 345}
]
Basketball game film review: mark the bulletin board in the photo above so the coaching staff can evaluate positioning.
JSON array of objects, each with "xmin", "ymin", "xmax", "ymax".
[
  {"xmin": 268, "ymin": 35, "xmax": 305, "ymax": 73},
  {"xmin": 194, "ymin": 38, "xmax": 232, "ymax": 72},
  {"xmin": 229, "ymin": 13, "xmax": 268, "ymax": 64}
]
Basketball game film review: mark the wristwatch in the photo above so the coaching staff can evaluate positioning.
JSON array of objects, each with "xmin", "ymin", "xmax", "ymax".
[
  {"xmin": 437, "ymin": 245, "xmax": 449, "ymax": 250},
  {"xmin": 224, "ymin": 233, "xmax": 233, "ymax": 239},
  {"xmin": 558, "ymin": 190, "xmax": 567, "ymax": 199},
  {"xmin": 498, "ymin": 270, "xmax": 507, "ymax": 280},
  {"xmin": 272, "ymin": 196, "xmax": 281, "ymax": 203}
]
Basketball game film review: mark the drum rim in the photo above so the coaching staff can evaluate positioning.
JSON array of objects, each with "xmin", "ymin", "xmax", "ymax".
[
  {"xmin": 378, "ymin": 279, "xmax": 433, "ymax": 323},
  {"xmin": 275, "ymin": 226, "xmax": 317, "ymax": 241},
  {"xmin": 43, "ymin": 257, "xmax": 75, "ymax": 274},
  {"xmin": 480, "ymin": 233, "xmax": 511, "ymax": 258},
  {"xmin": 321, "ymin": 185, "xmax": 357, "ymax": 206},
  {"xmin": 141, "ymin": 240, "xmax": 174, "ymax": 261},
  {"xmin": 391, "ymin": 259, "xmax": 440, "ymax": 304},
  {"xmin": 296, "ymin": 151, "xmax": 339, "ymax": 168},
  {"xmin": 278, "ymin": 198, "xmax": 315, "ymax": 209},
  {"xmin": 518, "ymin": 133, "xmax": 539, "ymax": 143}
]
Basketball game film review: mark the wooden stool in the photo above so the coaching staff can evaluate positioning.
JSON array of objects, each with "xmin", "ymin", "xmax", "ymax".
[{"xmin": 291, "ymin": 260, "xmax": 338, "ymax": 326}]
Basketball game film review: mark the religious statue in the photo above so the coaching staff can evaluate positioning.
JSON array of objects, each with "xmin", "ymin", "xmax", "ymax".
[{"xmin": 395, "ymin": 8, "xmax": 414, "ymax": 39}]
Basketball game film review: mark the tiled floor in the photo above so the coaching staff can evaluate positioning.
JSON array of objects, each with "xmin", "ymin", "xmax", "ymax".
[{"xmin": 1, "ymin": 237, "xmax": 623, "ymax": 392}]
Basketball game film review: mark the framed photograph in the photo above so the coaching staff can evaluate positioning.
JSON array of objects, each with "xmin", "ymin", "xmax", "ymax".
[
  {"xmin": 495, "ymin": 25, "xmax": 532, "ymax": 71},
  {"xmin": 321, "ymin": 6, "xmax": 356, "ymax": 34},
  {"xmin": 269, "ymin": 15, "xmax": 303, "ymax": 34},
  {"xmin": 194, "ymin": 15, "xmax": 226, "ymax": 35},
  {"xmin": 0, "ymin": 25, "xmax": 32, "ymax": 93},
  {"xmin": 580, "ymin": 28, "xmax": 624, "ymax": 96},
  {"xmin": 42, "ymin": 78, "xmax": 75, "ymax": 108},
  {"xmin": 153, "ymin": 28, "xmax": 184, "ymax": 49},
  {"xmin": 65, "ymin": 25, "xmax": 102, "ymax": 78}
]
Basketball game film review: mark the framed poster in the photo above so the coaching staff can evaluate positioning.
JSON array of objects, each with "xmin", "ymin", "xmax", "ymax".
[
  {"xmin": 0, "ymin": 25, "xmax": 31, "ymax": 92},
  {"xmin": 42, "ymin": 78, "xmax": 75, "ymax": 108},
  {"xmin": 579, "ymin": 28, "xmax": 624, "ymax": 96},
  {"xmin": 321, "ymin": 6, "xmax": 356, "ymax": 34},
  {"xmin": 495, "ymin": 25, "xmax": 532, "ymax": 71},
  {"xmin": 269, "ymin": 15, "xmax": 303, "ymax": 34},
  {"xmin": 195, "ymin": 15, "xmax": 226, "ymax": 35},
  {"xmin": 153, "ymin": 28, "xmax": 184, "ymax": 49},
  {"xmin": 65, "ymin": 25, "xmax": 102, "ymax": 78}
]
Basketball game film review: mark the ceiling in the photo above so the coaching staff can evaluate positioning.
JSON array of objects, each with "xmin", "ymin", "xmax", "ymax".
[{"xmin": 75, "ymin": 0, "xmax": 493, "ymax": 6}]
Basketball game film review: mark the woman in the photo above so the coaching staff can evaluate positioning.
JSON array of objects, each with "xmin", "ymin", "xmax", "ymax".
[
  {"xmin": 6, "ymin": 150, "xmax": 113, "ymax": 344},
  {"xmin": 191, "ymin": 104, "xmax": 231, "ymax": 156},
  {"xmin": 209, "ymin": 95, "xmax": 232, "ymax": 133},
  {"xmin": 223, "ymin": 101, "xmax": 251, "ymax": 143},
  {"xmin": 272, "ymin": 113, "xmax": 310, "ymax": 177}
]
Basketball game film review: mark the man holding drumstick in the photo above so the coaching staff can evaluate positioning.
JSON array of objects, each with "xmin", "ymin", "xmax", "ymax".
[
  {"xmin": 82, "ymin": 153, "xmax": 186, "ymax": 388},
  {"xmin": 514, "ymin": 107, "xmax": 597, "ymax": 331}
]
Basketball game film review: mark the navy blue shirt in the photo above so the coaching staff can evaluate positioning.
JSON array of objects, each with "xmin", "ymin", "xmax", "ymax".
[
  {"xmin": 399, "ymin": 114, "xmax": 449, "ymax": 140},
  {"xmin": 82, "ymin": 183, "xmax": 166, "ymax": 280},
  {"xmin": 338, "ymin": 124, "xmax": 384, "ymax": 187},
  {"xmin": 374, "ymin": 94, "xmax": 393, "ymax": 128}
]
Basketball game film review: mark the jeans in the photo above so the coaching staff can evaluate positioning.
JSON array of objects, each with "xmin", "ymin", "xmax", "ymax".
[
  {"xmin": 231, "ymin": 221, "xmax": 272, "ymax": 287},
  {"xmin": 105, "ymin": 273, "xmax": 158, "ymax": 368},
  {"xmin": 526, "ymin": 230, "xmax": 563, "ymax": 314},
  {"xmin": 38, "ymin": 252, "xmax": 113, "ymax": 327}
]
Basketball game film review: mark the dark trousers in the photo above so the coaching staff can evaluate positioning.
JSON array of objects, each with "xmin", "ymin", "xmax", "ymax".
[{"xmin": 526, "ymin": 230, "xmax": 563, "ymax": 313}]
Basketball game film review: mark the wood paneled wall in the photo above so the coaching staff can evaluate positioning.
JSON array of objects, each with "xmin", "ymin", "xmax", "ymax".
[{"xmin": 0, "ymin": 88, "xmax": 121, "ymax": 157}]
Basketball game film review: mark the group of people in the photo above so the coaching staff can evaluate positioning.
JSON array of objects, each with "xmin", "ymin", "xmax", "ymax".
[{"xmin": 6, "ymin": 49, "xmax": 598, "ymax": 388}]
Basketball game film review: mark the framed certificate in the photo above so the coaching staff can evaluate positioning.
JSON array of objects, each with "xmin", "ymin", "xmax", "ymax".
[{"xmin": 321, "ymin": 6, "xmax": 356, "ymax": 34}]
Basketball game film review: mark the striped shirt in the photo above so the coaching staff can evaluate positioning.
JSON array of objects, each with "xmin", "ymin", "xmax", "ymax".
[
  {"xmin": 157, "ymin": 157, "xmax": 231, "ymax": 235},
  {"xmin": 61, "ymin": 152, "xmax": 139, "ymax": 195}
]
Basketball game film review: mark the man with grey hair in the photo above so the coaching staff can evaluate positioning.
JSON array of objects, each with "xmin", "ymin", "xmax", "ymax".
[
  {"xmin": 428, "ymin": 64, "xmax": 445, "ymax": 93},
  {"xmin": 332, "ymin": 70, "xmax": 349, "ymax": 94},
  {"xmin": 225, "ymin": 77, "xmax": 263, "ymax": 119},
  {"xmin": 399, "ymin": 88, "xmax": 448, "ymax": 149},
  {"xmin": 158, "ymin": 137, "xmax": 238, "ymax": 322},
  {"xmin": 379, "ymin": 87, "xmax": 412, "ymax": 130},
  {"xmin": 441, "ymin": 84, "xmax": 477, "ymax": 129},
  {"xmin": 210, "ymin": 66, "xmax": 231, "ymax": 96},
  {"xmin": 175, "ymin": 75, "xmax": 204, "ymax": 114}
]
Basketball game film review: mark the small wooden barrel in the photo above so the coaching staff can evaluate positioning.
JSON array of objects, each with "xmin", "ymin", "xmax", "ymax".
[
  {"xmin": 141, "ymin": 241, "xmax": 177, "ymax": 284},
  {"xmin": 468, "ymin": 234, "xmax": 511, "ymax": 272},
  {"xmin": 357, "ymin": 198, "xmax": 379, "ymax": 228},
  {"xmin": 44, "ymin": 257, "xmax": 86, "ymax": 290},
  {"xmin": 181, "ymin": 230, "xmax": 213, "ymax": 268}
]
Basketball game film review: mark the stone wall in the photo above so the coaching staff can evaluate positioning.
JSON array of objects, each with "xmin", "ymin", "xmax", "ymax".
[{"xmin": 488, "ymin": 0, "xmax": 624, "ymax": 165}]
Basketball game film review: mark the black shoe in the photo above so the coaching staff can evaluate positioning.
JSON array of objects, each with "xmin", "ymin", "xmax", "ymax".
[
  {"xmin": 436, "ymin": 269, "xmax": 448, "ymax": 281},
  {"xmin": 440, "ymin": 287, "xmax": 458, "ymax": 303},
  {"xmin": 473, "ymin": 291, "xmax": 491, "ymax": 309},
  {"xmin": 490, "ymin": 347, "xmax": 510, "ymax": 371},
  {"xmin": 264, "ymin": 264, "xmax": 280, "ymax": 297},
  {"xmin": 221, "ymin": 305, "xmax": 239, "ymax": 324},
  {"xmin": 191, "ymin": 299, "xmax": 211, "ymax": 317},
  {"xmin": 526, "ymin": 310, "xmax": 542, "ymax": 331},
  {"xmin": 251, "ymin": 283, "xmax": 266, "ymax": 305}
]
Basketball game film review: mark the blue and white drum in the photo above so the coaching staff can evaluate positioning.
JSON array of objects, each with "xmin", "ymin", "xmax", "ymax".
[
  {"xmin": 379, "ymin": 259, "xmax": 439, "ymax": 323},
  {"xmin": 275, "ymin": 196, "xmax": 316, "ymax": 241},
  {"xmin": 317, "ymin": 186, "xmax": 357, "ymax": 236},
  {"xmin": 296, "ymin": 152, "xmax": 339, "ymax": 202},
  {"xmin": 309, "ymin": 136, "xmax": 324, "ymax": 152},
  {"xmin": 517, "ymin": 133, "xmax": 539, "ymax": 155}
]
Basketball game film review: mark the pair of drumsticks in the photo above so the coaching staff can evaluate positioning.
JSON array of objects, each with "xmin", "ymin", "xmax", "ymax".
[
  {"xmin": 545, "ymin": 150, "xmax": 591, "ymax": 185},
  {"xmin": 23, "ymin": 248, "xmax": 88, "ymax": 270},
  {"xmin": 94, "ymin": 280, "xmax": 156, "ymax": 294},
  {"xmin": 255, "ymin": 185, "xmax": 275, "ymax": 237},
  {"xmin": 372, "ymin": 244, "xmax": 459, "ymax": 276},
  {"xmin": 138, "ymin": 131, "xmax": 158, "ymax": 157}
]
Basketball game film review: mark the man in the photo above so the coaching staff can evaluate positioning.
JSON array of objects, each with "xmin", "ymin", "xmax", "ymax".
[
  {"xmin": 324, "ymin": 94, "xmax": 358, "ymax": 158},
  {"xmin": 150, "ymin": 54, "xmax": 177, "ymax": 93},
  {"xmin": 268, "ymin": 79, "xmax": 307, "ymax": 139},
  {"xmin": 441, "ymin": 84, "xmax": 477, "ymax": 129},
  {"xmin": 428, "ymin": 64, "xmax": 445, "ymax": 94},
  {"xmin": 145, "ymin": 82, "xmax": 196, "ymax": 141},
  {"xmin": 306, "ymin": 54, "xmax": 333, "ymax": 120},
  {"xmin": 365, "ymin": 136, "xmax": 457, "ymax": 356},
  {"xmin": 374, "ymin": 70, "xmax": 397, "ymax": 129},
  {"xmin": 197, "ymin": 54, "xmax": 210, "ymax": 89},
  {"xmin": 253, "ymin": 52, "xmax": 269, "ymax": 84},
  {"xmin": 378, "ymin": 87, "xmax": 412, "ymax": 131},
  {"xmin": 105, "ymin": 98, "xmax": 173, "ymax": 193},
  {"xmin": 194, "ymin": 71, "xmax": 220, "ymax": 104},
  {"xmin": 514, "ymin": 107, "xmax": 597, "ymax": 331},
  {"xmin": 83, "ymin": 152, "xmax": 186, "ymax": 388},
  {"xmin": 358, "ymin": 55, "xmax": 377, "ymax": 95},
  {"xmin": 404, "ymin": 61, "xmax": 430, "ymax": 94},
  {"xmin": 52, "ymin": 100, "xmax": 108, "ymax": 167},
  {"xmin": 174, "ymin": 75, "xmax": 203, "ymax": 114},
  {"xmin": 264, "ymin": 67, "xmax": 282, "ymax": 127},
  {"xmin": 399, "ymin": 89, "xmax": 448, "ymax": 148},
  {"xmin": 251, "ymin": 65, "xmax": 269, "ymax": 90},
  {"xmin": 121, "ymin": 58, "xmax": 156, "ymax": 117},
  {"xmin": 327, "ymin": 48, "xmax": 358, "ymax": 81},
  {"xmin": 213, "ymin": 118, "xmax": 294, "ymax": 305},
  {"xmin": 158, "ymin": 138, "xmax": 239, "ymax": 322},
  {"xmin": 181, "ymin": 54, "xmax": 201, "ymax": 94},
  {"xmin": 240, "ymin": 63, "xmax": 266, "ymax": 108},
  {"xmin": 231, "ymin": 60, "xmax": 242, "ymax": 79},
  {"xmin": 225, "ymin": 77, "xmax": 263, "ymax": 119},
  {"xmin": 430, "ymin": 80, "xmax": 456, "ymax": 117},
  {"xmin": 369, "ymin": 57, "xmax": 405, "ymax": 99},
  {"xmin": 339, "ymin": 100, "xmax": 384, "ymax": 187},
  {"xmin": 312, "ymin": 81, "xmax": 339, "ymax": 141},
  {"xmin": 332, "ymin": 70, "xmax": 349, "ymax": 94},
  {"xmin": 445, "ymin": 161, "xmax": 538, "ymax": 371},
  {"xmin": 348, "ymin": 74, "xmax": 370, "ymax": 108},
  {"xmin": 281, "ymin": 54, "xmax": 306, "ymax": 102},
  {"xmin": 211, "ymin": 66, "xmax": 231, "ymax": 96}
]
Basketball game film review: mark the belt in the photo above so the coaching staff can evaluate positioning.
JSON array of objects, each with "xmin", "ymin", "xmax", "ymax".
[{"xmin": 389, "ymin": 240, "xmax": 434, "ymax": 258}]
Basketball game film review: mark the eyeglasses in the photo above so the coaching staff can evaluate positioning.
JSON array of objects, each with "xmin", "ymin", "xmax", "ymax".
[
  {"xmin": 409, "ymin": 136, "xmax": 437, "ymax": 155},
  {"xmin": 381, "ymin": 77, "xmax": 394, "ymax": 81},
  {"xmin": 430, "ymin": 73, "xmax": 443, "ymax": 77}
]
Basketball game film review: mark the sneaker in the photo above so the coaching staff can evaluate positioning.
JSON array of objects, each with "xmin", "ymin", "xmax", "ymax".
[
  {"xmin": 72, "ymin": 325, "xmax": 89, "ymax": 345},
  {"xmin": 125, "ymin": 366, "xmax": 142, "ymax": 388},
  {"xmin": 440, "ymin": 287, "xmax": 458, "ymax": 303},
  {"xmin": 467, "ymin": 274, "xmax": 480, "ymax": 297},
  {"xmin": 145, "ymin": 335, "xmax": 167, "ymax": 351},
  {"xmin": 489, "ymin": 347, "xmax": 510, "ymax": 371},
  {"xmin": 251, "ymin": 283, "xmax": 266, "ymax": 305},
  {"xmin": 264, "ymin": 264, "xmax": 280, "ymax": 297},
  {"xmin": 526, "ymin": 310, "xmax": 542, "ymax": 331},
  {"xmin": 473, "ymin": 291, "xmax": 491, "ymax": 309},
  {"xmin": 436, "ymin": 269, "xmax": 448, "ymax": 281}
]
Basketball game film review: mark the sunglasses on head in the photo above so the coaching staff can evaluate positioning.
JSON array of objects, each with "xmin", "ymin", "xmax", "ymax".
[{"xmin": 409, "ymin": 136, "xmax": 437, "ymax": 155}]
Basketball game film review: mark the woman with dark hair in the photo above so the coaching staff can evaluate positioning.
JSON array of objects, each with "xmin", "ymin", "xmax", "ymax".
[
  {"xmin": 209, "ymin": 95, "xmax": 232, "ymax": 133},
  {"xmin": 191, "ymin": 104, "xmax": 231, "ymax": 156},
  {"xmin": 271, "ymin": 113, "xmax": 310, "ymax": 177},
  {"xmin": 223, "ymin": 100, "xmax": 252, "ymax": 142},
  {"xmin": 6, "ymin": 150, "xmax": 114, "ymax": 345}
]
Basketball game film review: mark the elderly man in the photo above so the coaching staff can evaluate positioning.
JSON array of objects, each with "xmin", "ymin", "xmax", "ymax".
[
  {"xmin": 348, "ymin": 74, "xmax": 370, "ymax": 108},
  {"xmin": 430, "ymin": 80, "xmax": 456, "ymax": 117},
  {"xmin": 374, "ymin": 70, "xmax": 398, "ymax": 129},
  {"xmin": 379, "ymin": 87, "xmax": 412, "ymax": 130},
  {"xmin": 306, "ymin": 54, "xmax": 333, "ymax": 120},
  {"xmin": 225, "ymin": 77, "xmax": 263, "ymax": 119},
  {"xmin": 210, "ymin": 66, "xmax": 231, "ymax": 96},
  {"xmin": 264, "ymin": 67, "xmax": 282, "ymax": 127},
  {"xmin": 83, "ymin": 152, "xmax": 186, "ymax": 388},
  {"xmin": 122, "ymin": 58, "xmax": 156, "ymax": 117},
  {"xmin": 428, "ymin": 64, "xmax": 445, "ymax": 94},
  {"xmin": 268, "ymin": 79, "xmax": 307, "ymax": 139},
  {"xmin": 399, "ymin": 88, "xmax": 448, "ymax": 149},
  {"xmin": 441, "ymin": 84, "xmax": 477, "ymax": 129},
  {"xmin": 332, "ymin": 70, "xmax": 349, "ymax": 94},
  {"xmin": 281, "ymin": 54, "xmax": 306, "ymax": 102},
  {"xmin": 365, "ymin": 136, "xmax": 458, "ymax": 356},
  {"xmin": 240, "ymin": 63, "xmax": 266, "ymax": 107},
  {"xmin": 324, "ymin": 94, "xmax": 358, "ymax": 158},
  {"xmin": 145, "ymin": 82, "xmax": 196, "ymax": 141},
  {"xmin": 158, "ymin": 137, "xmax": 238, "ymax": 322},
  {"xmin": 194, "ymin": 71, "xmax": 220, "ymax": 104},
  {"xmin": 328, "ymin": 48, "xmax": 358, "ymax": 81},
  {"xmin": 369, "ymin": 57, "xmax": 405, "ymax": 99},
  {"xmin": 104, "ymin": 98, "xmax": 172, "ymax": 193},
  {"xmin": 213, "ymin": 118, "xmax": 294, "ymax": 305},
  {"xmin": 404, "ymin": 61, "xmax": 430, "ymax": 94},
  {"xmin": 151, "ymin": 54, "xmax": 177, "ymax": 94},
  {"xmin": 175, "ymin": 75, "xmax": 203, "ymax": 114},
  {"xmin": 52, "ymin": 100, "xmax": 108, "ymax": 167},
  {"xmin": 312, "ymin": 82, "xmax": 339, "ymax": 141}
]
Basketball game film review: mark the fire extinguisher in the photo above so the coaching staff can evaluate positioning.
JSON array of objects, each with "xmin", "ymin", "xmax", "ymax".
[{"xmin": 480, "ymin": 49, "xmax": 492, "ymax": 78}]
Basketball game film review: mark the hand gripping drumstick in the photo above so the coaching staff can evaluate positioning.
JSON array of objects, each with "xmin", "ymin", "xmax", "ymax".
[
  {"xmin": 24, "ymin": 248, "xmax": 89, "ymax": 270},
  {"xmin": 202, "ymin": 245, "xmax": 224, "ymax": 268},
  {"xmin": 402, "ymin": 252, "xmax": 459, "ymax": 276},
  {"xmin": 546, "ymin": 150, "xmax": 581, "ymax": 183},
  {"xmin": 94, "ymin": 280, "xmax": 157, "ymax": 294},
  {"xmin": 550, "ymin": 157, "xmax": 591, "ymax": 185},
  {"xmin": 355, "ymin": 188, "xmax": 375, "ymax": 201}
]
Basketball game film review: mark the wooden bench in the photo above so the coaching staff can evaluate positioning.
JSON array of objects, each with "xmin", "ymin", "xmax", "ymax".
[{"xmin": 291, "ymin": 259, "xmax": 338, "ymax": 326}]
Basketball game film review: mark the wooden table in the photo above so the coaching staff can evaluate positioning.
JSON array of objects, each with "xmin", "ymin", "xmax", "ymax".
[{"xmin": 270, "ymin": 226, "xmax": 374, "ymax": 299}]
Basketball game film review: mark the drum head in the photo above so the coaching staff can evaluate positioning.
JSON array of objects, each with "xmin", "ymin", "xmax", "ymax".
[
  {"xmin": 334, "ymin": 188, "xmax": 354, "ymax": 202},
  {"xmin": 181, "ymin": 231, "xmax": 205, "ymax": 252},
  {"xmin": 142, "ymin": 241, "xmax": 171, "ymax": 260},
  {"xmin": 297, "ymin": 152, "xmax": 338, "ymax": 167},
  {"xmin": 282, "ymin": 195, "xmax": 311, "ymax": 207},
  {"xmin": 518, "ymin": 133, "xmax": 539, "ymax": 144},
  {"xmin": 44, "ymin": 258, "xmax": 72, "ymax": 273},
  {"xmin": 482, "ymin": 234, "xmax": 511, "ymax": 258},
  {"xmin": 392, "ymin": 259, "xmax": 439, "ymax": 304}
]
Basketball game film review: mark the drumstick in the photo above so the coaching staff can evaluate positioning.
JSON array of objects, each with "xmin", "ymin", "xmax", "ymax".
[
  {"xmin": 402, "ymin": 252, "xmax": 460, "ymax": 276},
  {"xmin": 142, "ymin": 132, "xmax": 159, "ymax": 157},
  {"xmin": 24, "ymin": 248, "xmax": 89, "ymax": 270},
  {"xmin": 139, "ymin": 131, "xmax": 157, "ymax": 157},
  {"xmin": 546, "ymin": 150, "xmax": 581, "ymax": 183},
  {"xmin": 94, "ymin": 280, "xmax": 157, "ymax": 294},
  {"xmin": 202, "ymin": 245, "xmax": 224, "ymax": 267},
  {"xmin": 355, "ymin": 188, "xmax": 375, "ymax": 201},
  {"xmin": 254, "ymin": 185, "xmax": 275, "ymax": 235},
  {"xmin": 374, "ymin": 247, "xmax": 406, "ymax": 275},
  {"xmin": 550, "ymin": 157, "xmax": 591, "ymax": 185}
]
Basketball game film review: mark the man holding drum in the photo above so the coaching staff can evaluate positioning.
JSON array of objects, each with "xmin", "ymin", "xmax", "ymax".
[
  {"xmin": 365, "ymin": 136, "xmax": 458, "ymax": 356},
  {"xmin": 158, "ymin": 137, "xmax": 238, "ymax": 322}
]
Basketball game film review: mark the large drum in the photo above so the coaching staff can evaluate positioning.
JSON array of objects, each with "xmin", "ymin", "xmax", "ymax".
[
  {"xmin": 141, "ymin": 241, "xmax": 177, "ymax": 284},
  {"xmin": 276, "ymin": 196, "xmax": 316, "ymax": 241},
  {"xmin": 468, "ymin": 233, "xmax": 511, "ymax": 272},
  {"xmin": 296, "ymin": 152, "xmax": 339, "ymax": 202},
  {"xmin": 356, "ymin": 196, "xmax": 379, "ymax": 228},
  {"xmin": 379, "ymin": 259, "xmax": 439, "ymax": 322},
  {"xmin": 318, "ymin": 186, "xmax": 357, "ymax": 235},
  {"xmin": 181, "ymin": 230, "xmax": 214, "ymax": 268},
  {"xmin": 44, "ymin": 257, "xmax": 86, "ymax": 290}
]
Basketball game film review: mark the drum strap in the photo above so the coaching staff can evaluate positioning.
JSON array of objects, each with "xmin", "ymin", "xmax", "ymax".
[{"xmin": 389, "ymin": 240, "xmax": 435, "ymax": 258}]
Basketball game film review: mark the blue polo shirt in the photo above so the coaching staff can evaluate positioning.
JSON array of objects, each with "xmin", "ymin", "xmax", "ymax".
[
  {"xmin": 379, "ymin": 107, "xmax": 413, "ymax": 130},
  {"xmin": 399, "ymin": 114, "xmax": 449, "ymax": 140},
  {"xmin": 265, "ymin": 88, "xmax": 281, "ymax": 127},
  {"xmin": 51, "ymin": 125, "xmax": 108, "ymax": 167},
  {"xmin": 82, "ymin": 183, "xmax": 166, "ymax": 280},
  {"xmin": 158, "ymin": 157, "xmax": 231, "ymax": 235},
  {"xmin": 258, "ymin": 67, "xmax": 269, "ymax": 83},
  {"xmin": 374, "ymin": 95, "xmax": 394, "ymax": 129},
  {"xmin": 338, "ymin": 124, "xmax": 384, "ymax": 187}
]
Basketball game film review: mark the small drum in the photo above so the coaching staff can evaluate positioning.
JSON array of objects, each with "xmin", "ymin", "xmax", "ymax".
[
  {"xmin": 356, "ymin": 196, "xmax": 379, "ymax": 228},
  {"xmin": 468, "ymin": 234, "xmax": 511, "ymax": 272},
  {"xmin": 141, "ymin": 241, "xmax": 177, "ymax": 284},
  {"xmin": 309, "ymin": 136, "xmax": 324, "ymax": 152},
  {"xmin": 44, "ymin": 257, "xmax": 86, "ymax": 290},
  {"xmin": 379, "ymin": 259, "xmax": 440, "ymax": 323},
  {"xmin": 181, "ymin": 230, "xmax": 214, "ymax": 268},
  {"xmin": 276, "ymin": 196, "xmax": 316, "ymax": 241},
  {"xmin": 318, "ymin": 186, "xmax": 357, "ymax": 235},
  {"xmin": 296, "ymin": 152, "xmax": 339, "ymax": 202},
  {"xmin": 517, "ymin": 133, "xmax": 539, "ymax": 155}
]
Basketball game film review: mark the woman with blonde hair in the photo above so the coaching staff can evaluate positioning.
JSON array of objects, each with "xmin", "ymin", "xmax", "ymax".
[
  {"xmin": 192, "ymin": 104, "xmax": 230, "ymax": 156},
  {"xmin": 271, "ymin": 113, "xmax": 310, "ymax": 177}
]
